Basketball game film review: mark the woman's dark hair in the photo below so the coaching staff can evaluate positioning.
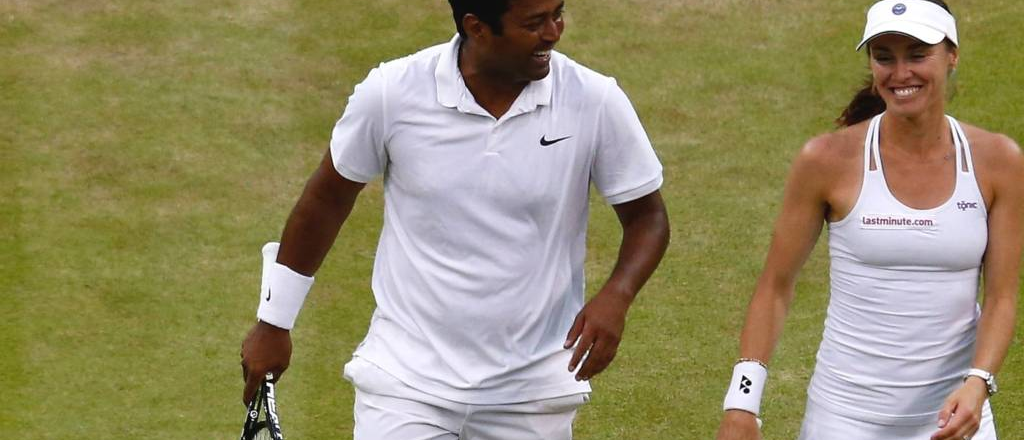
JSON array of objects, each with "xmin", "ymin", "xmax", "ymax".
[
  {"xmin": 448, "ymin": 0, "xmax": 511, "ymax": 38},
  {"xmin": 836, "ymin": 0, "xmax": 954, "ymax": 127}
]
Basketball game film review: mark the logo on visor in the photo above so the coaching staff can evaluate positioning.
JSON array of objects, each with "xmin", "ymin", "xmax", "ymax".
[{"xmin": 892, "ymin": 3, "xmax": 907, "ymax": 15}]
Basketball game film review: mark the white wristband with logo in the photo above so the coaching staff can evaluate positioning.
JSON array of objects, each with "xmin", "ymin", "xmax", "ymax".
[
  {"xmin": 256, "ymin": 242, "xmax": 313, "ymax": 330},
  {"xmin": 724, "ymin": 361, "xmax": 768, "ymax": 417}
]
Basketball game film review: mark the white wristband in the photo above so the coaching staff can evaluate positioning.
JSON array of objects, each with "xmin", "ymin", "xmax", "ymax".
[
  {"xmin": 256, "ymin": 242, "xmax": 313, "ymax": 330},
  {"xmin": 723, "ymin": 361, "xmax": 768, "ymax": 416}
]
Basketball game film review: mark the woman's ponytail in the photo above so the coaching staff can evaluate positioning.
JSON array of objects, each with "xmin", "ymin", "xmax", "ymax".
[{"xmin": 836, "ymin": 77, "xmax": 886, "ymax": 127}]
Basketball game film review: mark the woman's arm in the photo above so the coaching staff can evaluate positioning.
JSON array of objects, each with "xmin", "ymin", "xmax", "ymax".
[
  {"xmin": 717, "ymin": 134, "xmax": 847, "ymax": 439},
  {"xmin": 933, "ymin": 134, "xmax": 1022, "ymax": 440},
  {"xmin": 972, "ymin": 134, "xmax": 1022, "ymax": 377}
]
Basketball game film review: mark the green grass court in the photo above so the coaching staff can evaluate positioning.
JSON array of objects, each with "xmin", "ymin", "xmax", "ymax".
[{"xmin": 2, "ymin": 0, "xmax": 1022, "ymax": 438}]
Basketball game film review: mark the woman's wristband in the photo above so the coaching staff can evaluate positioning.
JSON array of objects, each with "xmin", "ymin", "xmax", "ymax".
[{"xmin": 723, "ymin": 360, "xmax": 768, "ymax": 416}]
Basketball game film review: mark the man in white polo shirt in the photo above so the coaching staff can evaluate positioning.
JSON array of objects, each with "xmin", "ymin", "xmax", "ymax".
[{"xmin": 240, "ymin": 0, "xmax": 669, "ymax": 438}]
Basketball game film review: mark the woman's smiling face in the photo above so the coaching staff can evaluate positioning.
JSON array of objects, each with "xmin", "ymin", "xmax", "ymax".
[{"xmin": 868, "ymin": 33, "xmax": 959, "ymax": 118}]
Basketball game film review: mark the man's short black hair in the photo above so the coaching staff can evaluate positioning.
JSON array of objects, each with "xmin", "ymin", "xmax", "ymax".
[{"xmin": 447, "ymin": 0, "xmax": 511, "ymax": 38}]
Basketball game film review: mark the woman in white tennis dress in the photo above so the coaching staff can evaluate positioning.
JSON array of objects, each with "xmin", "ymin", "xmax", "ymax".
[{"xmin": 715, "ymin": 1, "xmax": 1022, "ymax": 439}]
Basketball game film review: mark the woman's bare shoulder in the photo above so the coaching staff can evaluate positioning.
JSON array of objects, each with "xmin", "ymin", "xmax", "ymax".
[
  {"xmin": 793, "ymin": 121, "xmax": 869, "ymax": 172},
  {"xmin": 959, "ymin": 122, "xmax": 1023, "ymax": 174}
]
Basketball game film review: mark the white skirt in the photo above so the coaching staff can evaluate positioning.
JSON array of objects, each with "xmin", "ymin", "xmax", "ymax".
[{"xmin": 798, "ymin": 398, "xmax": 997, "ymax": 440}]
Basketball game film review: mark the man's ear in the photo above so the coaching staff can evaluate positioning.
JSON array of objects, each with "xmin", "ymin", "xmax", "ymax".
[{"xmin": 463, "ymin": 14, "xmax": 494, "ymax": 42}]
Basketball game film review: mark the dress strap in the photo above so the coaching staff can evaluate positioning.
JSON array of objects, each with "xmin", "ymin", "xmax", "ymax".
[
  {"xmin": 946, "ymin": 116, "xmax": 974, "ymax": 174},
  {"xmin": 865, "ymin": 114, "xmax": 884, "ymax": 174}
]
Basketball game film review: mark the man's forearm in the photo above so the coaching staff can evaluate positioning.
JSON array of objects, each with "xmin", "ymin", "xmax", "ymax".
[
  {"xmin": 604, "ymin": 191, "xmax": 670, "ymax": 299},
  {"xmin": 276, "ymin": 152, "xmax": 366, "ymax": 276}
]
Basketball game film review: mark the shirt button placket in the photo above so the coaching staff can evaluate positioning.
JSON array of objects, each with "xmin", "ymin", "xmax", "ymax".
[{"xmin": 484, "ymin": 122, "xmax": 500, "ymax": 155}]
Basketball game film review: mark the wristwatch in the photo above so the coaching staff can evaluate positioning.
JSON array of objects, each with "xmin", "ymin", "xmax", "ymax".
[{"xmin": 965, "ymin": 368, "xmax": 998, "ymax": 396}]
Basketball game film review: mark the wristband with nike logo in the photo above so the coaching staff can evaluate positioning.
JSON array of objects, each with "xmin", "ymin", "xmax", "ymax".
[{"xmin": 256, "ymin": 242, "xmax": 314, "ymax": 330}]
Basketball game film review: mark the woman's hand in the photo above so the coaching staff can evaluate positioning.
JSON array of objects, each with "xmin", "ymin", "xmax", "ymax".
[
  {"xmin": 716, "ymin": 410, "xmax": 762, "ymax": 440},
  {"xmin": 930, "ymin": 378, "xmax": 988, "ymax": 440}
]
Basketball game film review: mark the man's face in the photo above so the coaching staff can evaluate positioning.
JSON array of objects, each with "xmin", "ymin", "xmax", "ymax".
[{"xmin": 481, "ymin": 0, "xmax": 565, "ymax": 83}]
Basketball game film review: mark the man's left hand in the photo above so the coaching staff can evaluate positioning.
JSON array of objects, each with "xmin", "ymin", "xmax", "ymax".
[{"xmin": 564, "ymin": 288, "xmax": 632, "ymax": 381}]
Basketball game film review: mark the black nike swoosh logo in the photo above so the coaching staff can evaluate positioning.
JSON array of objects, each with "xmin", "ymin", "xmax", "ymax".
[
  {"xmin": 266, "ymin": 288, "xmax": 272, "ymax": 302},
  {"xmin": 540, "ymin": 135, "xmax": 572, "ymax": 146}
]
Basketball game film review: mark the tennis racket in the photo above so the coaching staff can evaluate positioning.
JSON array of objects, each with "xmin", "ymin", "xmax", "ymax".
[{"xmin": 240, "ymin": 372, "xmax": 284, "ymax": 440}]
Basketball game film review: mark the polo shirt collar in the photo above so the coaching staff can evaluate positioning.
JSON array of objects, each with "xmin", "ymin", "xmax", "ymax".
[{"xmin": 435, "ymin": 34, "xmax": 553, "ymax": 116}]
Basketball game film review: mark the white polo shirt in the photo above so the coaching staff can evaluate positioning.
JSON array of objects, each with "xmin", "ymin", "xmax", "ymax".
[{"xmin": 331, "ymin": 35, "xmax": 663, "ymax": 404}]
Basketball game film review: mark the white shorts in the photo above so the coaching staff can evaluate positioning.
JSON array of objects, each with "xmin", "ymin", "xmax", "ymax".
[
  {"xmin": 344, "ymin": 357, "xmax": 589, "ymax": 440},
  {"xmin": 798, "ymin": 398, "xmax": 997, "ymax": 440}
]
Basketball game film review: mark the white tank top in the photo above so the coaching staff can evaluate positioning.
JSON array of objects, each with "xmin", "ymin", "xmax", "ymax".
[{"xmin": 807, "ymin": 113, "xmax": 988, "ymax": 425}]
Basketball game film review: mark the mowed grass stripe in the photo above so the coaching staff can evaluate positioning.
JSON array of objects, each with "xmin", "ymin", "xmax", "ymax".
[{"xmin": 0, "ymin": 34, "xmax": 31, "ymax": 433}]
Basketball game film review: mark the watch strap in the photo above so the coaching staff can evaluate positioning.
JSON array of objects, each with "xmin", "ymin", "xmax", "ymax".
[{"xmin": 966, "ymin": 368, "xmax": 997, "ymax": 396}]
